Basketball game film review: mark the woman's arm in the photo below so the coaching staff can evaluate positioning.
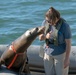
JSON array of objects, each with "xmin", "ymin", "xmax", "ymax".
[{"xmin": 64, "ymin": 39, "xmax": 71, "ymax": 68}]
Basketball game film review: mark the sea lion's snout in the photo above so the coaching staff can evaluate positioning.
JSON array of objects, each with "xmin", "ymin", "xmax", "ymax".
[
  {"xmin": 25, "ymin": 27, "xmax": 38, "ymax": 37},
  {"xmin": 29, "ymin": 27, "xmax": 38, "ymax": 34},
  {"xmin": 38, "ymin": 26, "xmax": 45, "ymax": 35},
  {"xmin": 25, "ymin": 26, "xmax": 45, "ymax": 37}
]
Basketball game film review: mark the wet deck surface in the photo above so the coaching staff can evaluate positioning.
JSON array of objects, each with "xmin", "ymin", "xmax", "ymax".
[
  {"xmin": 31, "ymin": 71, "xmax": 76, "ymax": 75},
  {"xmin": 31, "ymin": 72, "xmax": 76, "ymax": 75},
  {"xmin": 0, "ymin": 66, "xmax": 75, "ymax": 75},
  {"xmin": 31, "ymin": 72, "xmax": 75, "ymax": 75}
]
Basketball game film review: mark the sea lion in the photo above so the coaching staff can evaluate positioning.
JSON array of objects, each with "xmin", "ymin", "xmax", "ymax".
[{"xmin": 0, "ymin": 26, "xmax": 45, "ymax": 75}]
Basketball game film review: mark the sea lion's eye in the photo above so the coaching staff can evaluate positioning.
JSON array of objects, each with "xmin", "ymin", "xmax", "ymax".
[
  {"xmin": 29, "ymin": 32, "xmax": 31, "ymax": 35},
  {"xmin": 36, "ymin": 27, "xmax": 38, "ymax": 31}
]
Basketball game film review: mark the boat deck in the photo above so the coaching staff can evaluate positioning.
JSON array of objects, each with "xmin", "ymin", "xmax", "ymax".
[
  {"xmin": 0, "ymin": 65, "xmax": 76, "ymax": 75},
  {"xmin": 31, "ymin": 72, "xmax": 76, "ymax": 75}
]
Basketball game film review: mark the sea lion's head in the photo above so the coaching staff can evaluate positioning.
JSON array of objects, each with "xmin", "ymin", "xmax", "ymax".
[{"xmin": 25, "ymin": 26, "xmax": 45, "ymax": 37}]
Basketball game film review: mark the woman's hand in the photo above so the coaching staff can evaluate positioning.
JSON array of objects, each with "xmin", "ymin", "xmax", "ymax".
[
  {"xmin": 46, "ymin": 31, "xmax": 52, "ymax": 39},
  {"xmin": 39, "ymin": 30, "xmax": 52, "ymax": 40},
  {"xmin": 64, "ymin": 58, "xmax": 69, "ymax": 68},
  {"xmin": 39, "ymin": 34, "xmax": 46, "ymax": 41}
]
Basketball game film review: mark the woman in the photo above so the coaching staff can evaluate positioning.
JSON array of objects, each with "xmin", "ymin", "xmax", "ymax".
[{"xmin": 39, "ymin": 7, "xmax": 71, "ymax": 75}]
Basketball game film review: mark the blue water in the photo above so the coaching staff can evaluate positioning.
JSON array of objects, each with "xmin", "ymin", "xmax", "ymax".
[{"xmin": 0, "ymin": 0, "xmax": 76, "ymax": 46}]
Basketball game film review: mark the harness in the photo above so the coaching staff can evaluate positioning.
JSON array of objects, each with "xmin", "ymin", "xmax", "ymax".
[
  {"xmin": 7, "ymin": 42, "xmax": 24, "ymax": 69},
  {"xmin": 45, "ymin": 18, "xmax": 65, "ymax": 46}
]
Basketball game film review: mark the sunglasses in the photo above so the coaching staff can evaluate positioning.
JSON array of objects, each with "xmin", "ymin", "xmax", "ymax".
[{"xmin": 46, "ymin": 20, "xmax": 52, "ymax": 24}]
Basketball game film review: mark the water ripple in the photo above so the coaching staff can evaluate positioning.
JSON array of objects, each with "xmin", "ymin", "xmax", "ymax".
[{"xmin": 0, "ymin": 0, "xmax": 76, "ymax": 45}]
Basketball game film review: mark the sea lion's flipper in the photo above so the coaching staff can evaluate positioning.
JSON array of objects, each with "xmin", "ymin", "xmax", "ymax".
[
  {"xmin": 19, "ymin": 58, "xmax": 31, "ymax": 75},
  {"xmin": 0, "ymin": 58, "xmax": 5, "ymax": 67}
]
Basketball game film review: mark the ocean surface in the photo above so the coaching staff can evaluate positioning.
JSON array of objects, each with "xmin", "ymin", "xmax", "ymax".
[{"xmin": 0, "ymin": 0, "xmax": 76, "ymax": 46}]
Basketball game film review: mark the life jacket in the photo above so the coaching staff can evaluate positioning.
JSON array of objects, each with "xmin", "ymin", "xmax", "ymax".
[{"xmin": 44, "ymin": 18, "xmax": 66, "ymax": 46}]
